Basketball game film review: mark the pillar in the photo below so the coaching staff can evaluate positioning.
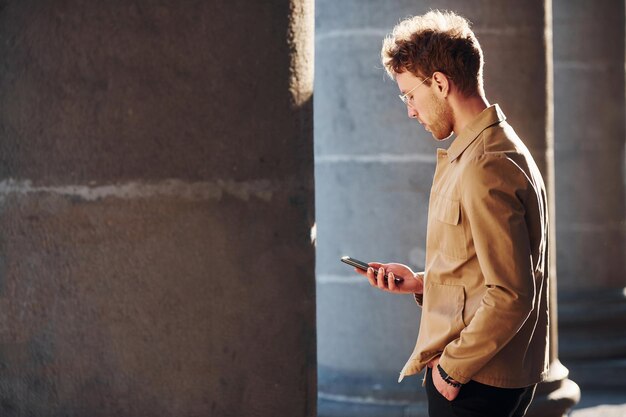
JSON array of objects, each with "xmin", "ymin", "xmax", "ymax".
[
  {"xmin": 315, "ymin": 1, "xmax": 579, "ymax": 416},
  {"xmin": 553, "ymin": 0, "xmax": 626, "ymax": 389},
  {"xmin": 0, "ymin": 1, "xmax": 316, "ymax": 416}
]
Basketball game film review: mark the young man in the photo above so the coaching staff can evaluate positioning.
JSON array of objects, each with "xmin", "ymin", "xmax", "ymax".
[{"xmin": 353, "ymin": 10, "xmax": 549, "ymax": 417}]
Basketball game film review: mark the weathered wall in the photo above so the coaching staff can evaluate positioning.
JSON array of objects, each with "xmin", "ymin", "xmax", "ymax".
[
  {"xmin": 0, "ymin": 1, "xmax": 316, "ymax": 416},
  {"xmin": 554, "ymin": 0, "xmax": 626, "ymax": 291},
  {"xmin": 553, "ymin": 0, "xmax": 626, "ymax": 389}
]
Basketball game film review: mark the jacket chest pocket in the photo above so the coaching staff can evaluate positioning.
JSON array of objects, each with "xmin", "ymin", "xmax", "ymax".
[{"xmin": 431, "ymin": 193, "xmax": 468, "ymax": 260}]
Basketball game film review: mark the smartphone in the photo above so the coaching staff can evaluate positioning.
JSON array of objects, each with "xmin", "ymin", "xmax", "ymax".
[{"xmin": 340, "ymin": 256, "xmax": 404, "ymax": 283}]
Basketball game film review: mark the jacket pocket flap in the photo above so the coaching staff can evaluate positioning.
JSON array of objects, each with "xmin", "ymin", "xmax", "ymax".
[{"xmin": 434, "ymin": 195, "xmax": 461, "ymax": 225}]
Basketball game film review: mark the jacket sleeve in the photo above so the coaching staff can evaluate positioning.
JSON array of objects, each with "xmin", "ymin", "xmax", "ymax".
[
  {"xmin": 414, "ymin": 272, "xmax": 425, "ymax": 306},
  {"xmin": 438, "ymin": 153, "xmax": 537, "ymax": 384},
  {"xmin": 414, "ymin": 293, "xmax": 423, "ymax": 306}
]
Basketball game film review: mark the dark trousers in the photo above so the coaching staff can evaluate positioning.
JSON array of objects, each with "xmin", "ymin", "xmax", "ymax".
[{"xmin": 425, "ymin": 367, "xmax": 537, "ymax": 417}]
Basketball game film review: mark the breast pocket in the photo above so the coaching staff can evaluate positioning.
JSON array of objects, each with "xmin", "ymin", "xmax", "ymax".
[{"xmin": 431, "ymin": 193, "xmax": 468, "ymax": 260}]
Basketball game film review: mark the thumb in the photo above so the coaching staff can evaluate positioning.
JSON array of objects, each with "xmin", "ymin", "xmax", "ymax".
[{"xmin": 428, "ymin": 357, "xmax": 439, "ymax": 368}]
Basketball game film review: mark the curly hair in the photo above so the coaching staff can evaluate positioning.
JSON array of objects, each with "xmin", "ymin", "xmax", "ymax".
[{"xmin": 381, "ymin": 10, "xmax": 484, "ymax": 97}]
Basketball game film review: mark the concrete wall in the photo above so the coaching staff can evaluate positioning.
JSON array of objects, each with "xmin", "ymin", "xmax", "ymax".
[
  {"xmin": 553, "ymin": 0, "xmax": 626, "ymax": 389},
  {"xmin": 553, "ymin": 0, "xmax": 626, "ymax": 291},
  {"xmin": 0, "ymin": 1, "xmax": 316, "ymax": 416}
]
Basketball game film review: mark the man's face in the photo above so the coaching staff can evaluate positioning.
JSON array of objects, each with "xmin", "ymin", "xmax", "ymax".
[{"xmin": 396, "ymin": 71, "xmax": 453, "ymax": 141}]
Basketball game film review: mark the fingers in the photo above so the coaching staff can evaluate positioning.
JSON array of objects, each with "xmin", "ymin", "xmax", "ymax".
[
  {"xmin": 377, "ymin": 267, "xmax": 386, "ymax": 290},
  {"xmin": 364, "ymin": 262, "xmax": 403, "ymax": 292},
  {"xmin": 365, "ymin": 267, "xmax": 377, "ymax": 287},
  {"xmin": 366, "ymin": 266, "xmax": 388, "ymax": 290},
  {"xmin": 388, "ymin": 271, "xmax": 396, "ymax": 291}
]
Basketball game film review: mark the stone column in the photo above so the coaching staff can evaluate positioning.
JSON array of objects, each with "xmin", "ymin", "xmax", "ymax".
[
  {"xmin": 553, "ymin": 0, "xmax": 626, "ymax": 389},
  {"xmin": 0, "ymin": 2, "xmax": 315, "ymax": 416},
  {"xmin": 316, "ymin": 1, "xmax": 578, "ymax": 416}
]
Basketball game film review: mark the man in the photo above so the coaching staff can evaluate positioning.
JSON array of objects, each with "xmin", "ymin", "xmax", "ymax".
[{"xmin": 353, "ymin": 10, "xmax": 549, "ymax": 417}]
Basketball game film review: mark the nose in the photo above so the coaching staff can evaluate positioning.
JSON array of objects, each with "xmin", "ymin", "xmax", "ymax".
[{"xmin": 407, "ymin": 105, "xmax": 418, "ymax": 119}]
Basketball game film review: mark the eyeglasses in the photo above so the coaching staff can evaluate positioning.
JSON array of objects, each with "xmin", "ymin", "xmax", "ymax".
[{"xmin": 398, "ymin": 76, "xmax": 431, "ymax": 107}]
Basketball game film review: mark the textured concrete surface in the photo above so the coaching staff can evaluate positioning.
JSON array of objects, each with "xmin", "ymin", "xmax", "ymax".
[
  {"xmin": 0, "ymin": 1, "xmax": 316, "ymax": 416},
  {"xmin": 553, "ymin": 0, "xmax": 626, "ymax": 290},
  {"xmin": 552, "ymin": 0, "xmax": 626, "ymax": 392},
  {"xmin": 0, "ymin": 1, "xmax": 311, "ymax": 184}
]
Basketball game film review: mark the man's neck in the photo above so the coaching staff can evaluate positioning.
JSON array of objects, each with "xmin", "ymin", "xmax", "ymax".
[{"xmin": 451, "ymin": 94, "xmax": 490, "ymax": 135}]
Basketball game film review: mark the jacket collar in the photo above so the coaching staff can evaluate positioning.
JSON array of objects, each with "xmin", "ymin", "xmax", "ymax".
[{"xmin": 446, "ymin": 104, "xmax": 506, "ymax": 162}]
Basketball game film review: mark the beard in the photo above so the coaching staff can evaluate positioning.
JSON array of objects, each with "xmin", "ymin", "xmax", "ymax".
[{"xmin": 425, "ymin": 94, "xmax": 454, "ymax": 141}]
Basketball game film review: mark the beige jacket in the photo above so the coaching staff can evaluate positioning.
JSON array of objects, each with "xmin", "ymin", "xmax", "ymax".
[{"xmin": 399, "ymin": 105, "xmax": 550, "ymax": 388}]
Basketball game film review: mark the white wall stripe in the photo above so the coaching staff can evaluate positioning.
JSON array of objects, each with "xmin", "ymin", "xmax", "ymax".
[
  {"xmin": 315, "ymin": 153, "xmax": 436, "ymax": 164},
  {"xmin": 316, "ymin": 274, "xmax": 369, "ymax": 284},
  {"xmin": 0, "ymin": 179, "xmax": 276, "ymax": 202},
  {"xmin": 316, "ymin": 28, "xmax": 389, "ymax": 42},
  {"xmin": 315, "ymin": 26, "xmax": 535, "ymax": 43},
  {"xmin": 318, "ymin": 392, "xmax": 415, "ymax": 406}
]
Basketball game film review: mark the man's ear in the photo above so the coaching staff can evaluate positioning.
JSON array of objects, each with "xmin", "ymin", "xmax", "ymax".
[{"xmin": 432, "ymin": 72, "xmax": 450, "ymax": 98}]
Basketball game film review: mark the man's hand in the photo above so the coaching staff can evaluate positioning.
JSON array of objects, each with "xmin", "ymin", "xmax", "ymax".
[
  {"xmin": 428, "ymin": 357, "xmax": 461, "ymax": 401},
  {"xmin": 353, "ymin": 262, "xmax": 424, "ymax": 294}
]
